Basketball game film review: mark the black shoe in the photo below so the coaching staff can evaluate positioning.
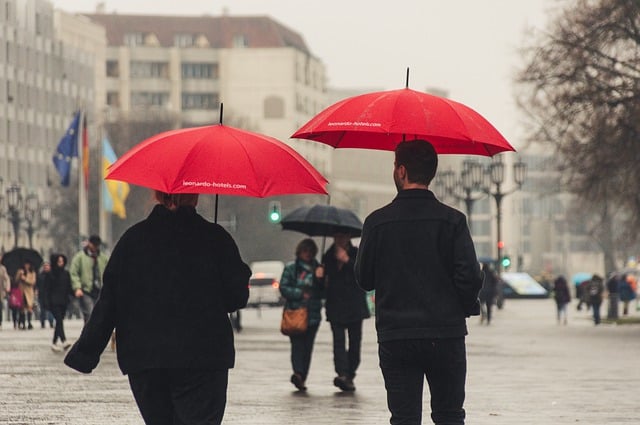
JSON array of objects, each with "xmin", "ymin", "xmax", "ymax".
[
  {"xmin": 333, "ymin": 376, "xmax": 355, "ymax": 392},
  {"xmin": 27, "ymin": 323, "xmax": 33, "ymax": 330},
  {"xmin": 290, "ymin": 373, "xmax": 307, "ymax": 391}
]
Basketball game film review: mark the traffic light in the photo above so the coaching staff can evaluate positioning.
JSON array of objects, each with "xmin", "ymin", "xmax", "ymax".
[
  {"xmin": 501, "ymin": 255, "xmax": 511, "ymax": 269},
  {"xmin": 268, "ymin": 201, "xmax": 282, "ymax": 223}
]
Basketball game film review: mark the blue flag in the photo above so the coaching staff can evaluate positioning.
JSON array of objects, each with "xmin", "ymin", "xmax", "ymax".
[{"xmin": 52, "ymin": 111, "xmax": 81, "ymax": 187}]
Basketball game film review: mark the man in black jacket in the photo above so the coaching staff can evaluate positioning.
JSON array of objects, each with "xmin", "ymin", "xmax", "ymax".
[
  {"xmin": 355, "ymin": 140, "xmax": 483, "ymax": 425},
  {"xmin": 65, "ymin": 192, "xmax": 251, "ymax": 425}
]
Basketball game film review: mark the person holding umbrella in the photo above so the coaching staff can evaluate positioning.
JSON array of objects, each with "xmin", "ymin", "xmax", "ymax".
[
  {"xmin": 322, "ymin": 231, "xmax": 370, "ymax": 392},
  {"xmin": 355, "ymin": 140, "xmax": 483, "ymax": 425},
  {"xmin": 15, "ymin": 260, "xmax": 37, "ymax": 330},
  {"xmin": 64, "ymin": 191, "xmax": 251, "ymax": 424}
]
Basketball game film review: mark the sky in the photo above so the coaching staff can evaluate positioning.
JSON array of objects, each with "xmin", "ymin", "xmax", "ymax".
[{"xmin": 54, "ymin": 0, "xmax": 562, "ymax": 150}]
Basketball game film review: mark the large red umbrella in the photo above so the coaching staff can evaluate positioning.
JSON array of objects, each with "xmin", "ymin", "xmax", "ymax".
[
  {"xmin": 292, "ymin": 85, "xmax": 515, "ymax": 156},
  {"xmin": 106, "ymin": 124, "xmax": 328, "ymax": 197}
]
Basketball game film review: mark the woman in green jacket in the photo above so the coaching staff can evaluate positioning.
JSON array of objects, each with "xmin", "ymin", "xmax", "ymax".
[{"xmin": 279, "ymin": 238, "xmax": 324, "ymax": 391}]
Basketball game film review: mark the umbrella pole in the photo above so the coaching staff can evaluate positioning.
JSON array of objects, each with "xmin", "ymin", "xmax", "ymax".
[
  {"xmin": 214, "ymin": 194, "xmax": 219, "ymax": 223},
  {"xmin": 405, "ymin": 67, "xmax": 409, "ymax": 88}
]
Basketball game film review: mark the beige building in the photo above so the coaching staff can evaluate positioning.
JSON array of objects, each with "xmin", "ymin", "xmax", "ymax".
[{"xmin": 83, "ymin": 12, "xmax": 331, "ymax": 178}]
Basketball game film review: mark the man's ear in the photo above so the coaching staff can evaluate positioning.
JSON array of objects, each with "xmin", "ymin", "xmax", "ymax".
[{"xmin": 397, "ymin": 164, "xmax": 407, "ymax": 180}]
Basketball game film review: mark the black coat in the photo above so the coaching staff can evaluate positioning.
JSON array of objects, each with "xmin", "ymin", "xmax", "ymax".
[
  {"xmin": 43, "ymin": 262, "xmax": 72, "ymax": 309},
  {"xmin": 322, "ymin": 244, "xmax": 370, "ymax": 324},
  {"xmin": 65, "ymin": 205, "xmax": 251, "ymax": 375},
  {"xmin": 355, "ymin": 189, "xmax": 483, "ymax": 341}
]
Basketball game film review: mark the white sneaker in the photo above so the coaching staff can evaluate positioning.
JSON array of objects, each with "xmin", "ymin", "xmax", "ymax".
[
  {"xmin": 62, "ymin": 341, "xmax": 72, "ymax": 350},
  {"xmin": 51, "ymin": 343, "xmax": 63, "ymax": 352}
]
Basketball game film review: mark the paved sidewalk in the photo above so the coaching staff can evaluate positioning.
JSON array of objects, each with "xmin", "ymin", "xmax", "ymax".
[{"xmin": 1, "ymin": 299, "xmax": 639, "ymax": 424}]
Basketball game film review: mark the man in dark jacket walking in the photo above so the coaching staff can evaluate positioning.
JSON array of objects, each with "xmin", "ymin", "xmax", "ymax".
[
  {"xmin": 65, "ymin": 192, "xmax": 251, "ymax": 425},
  {"xmin": 322, "ymin": 232, "xmax": 370, "ymax": 392},
  {"xmin": 355, "ymin": 140, "xmax": 483, "ymax": 425}
]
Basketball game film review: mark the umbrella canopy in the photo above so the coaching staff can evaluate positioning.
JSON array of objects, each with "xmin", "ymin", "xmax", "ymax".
[
  {"xmin": 1, "ymin": 248, "xmax": 44, "ymax": 278},
  {"xmin": 571, "ymin": 272, "xmax": 593, "ymax": 286},
  {"xmin": 106, "ymin": 123, "xmax": 328, "ymax": 197},
  {"xmin": 280, "ymin": 204, "xmax": 363, "ymax": 238},
  {"xmin": 291, "ymin": 87, "xmax": 515, "ymax": 156}
]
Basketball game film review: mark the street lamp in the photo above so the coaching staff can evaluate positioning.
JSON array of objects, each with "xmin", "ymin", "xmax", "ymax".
[
  {"xmin": 436, "ymin": 160, "xmax": 487, "ymax": 232},
  {"xmin": 6, "ymin": 183, "xmax": 23, "ymax": 249},
  {"xmin": 24, "ymin": 193, "xmax": 39, "ymax": 249},
  {"xmin": 486, "ymin": 157, "xmax": 527, "ymax": 273}
]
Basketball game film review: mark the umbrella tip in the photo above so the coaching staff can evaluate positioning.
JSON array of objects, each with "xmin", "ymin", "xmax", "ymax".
[
  {"xmin": 405, "ymin": 67, "xmax": 410, "ymax": 88},
  {"xmin": 219, "ymin": 103, "xmax": 224, "ymax": 124}
]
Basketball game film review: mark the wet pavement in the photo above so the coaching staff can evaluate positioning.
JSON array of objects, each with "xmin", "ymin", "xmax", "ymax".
[{"xmin": 1, "ymin": 299, "xmax": 639, "ymax": 424}]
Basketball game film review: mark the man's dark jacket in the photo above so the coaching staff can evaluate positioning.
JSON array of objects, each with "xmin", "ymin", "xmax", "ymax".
[
  {"xmin": 355, "ymin": 189, "xmax": 482, "ymax": 342},
  {"xmin": 65, "ymin": 205, "xmax": 251, "ymax": 374}
]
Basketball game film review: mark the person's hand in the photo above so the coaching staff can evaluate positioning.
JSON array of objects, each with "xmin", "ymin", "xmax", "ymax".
[
  {"xmin": 335, "ymin": 247, "xmax": 349, "ymax": 264},
  {"xmin": 75, "ymin": 288, "xmax": 83, "ymax": 298},
  {"xmin": 315, "ymin": 265, "xmax": 324, "ymax": 279}
]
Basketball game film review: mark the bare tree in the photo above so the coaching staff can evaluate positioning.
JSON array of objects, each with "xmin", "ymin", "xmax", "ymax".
[{"xmin": 516, "ymin": 0, "xmax": 640, "ymax": 271}]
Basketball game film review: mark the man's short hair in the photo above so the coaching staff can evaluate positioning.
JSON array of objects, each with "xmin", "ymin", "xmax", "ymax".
[
  {"xmin": 395, "ymin": 139, "xmax": 438, "ymax": 185},
  {"xmin": 88, "ymin": 235, "xmax": 102, "ymax": 246}
]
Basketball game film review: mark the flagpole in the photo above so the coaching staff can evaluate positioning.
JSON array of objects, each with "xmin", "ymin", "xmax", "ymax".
[
  {"xmin": 78, "ymin": 108, "xmax": 89, "ymax": 244},
  {"xmin": 99, "ymin": 127, "xmax": 112, "ymax": 248}
]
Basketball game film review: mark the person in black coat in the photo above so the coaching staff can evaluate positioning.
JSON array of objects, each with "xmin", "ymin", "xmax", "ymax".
[
  {"xmin": 322, "ymin": 232, "xmax": 370, "ymax": 392},
  {"xmin": 64, "ymin": 191, "xmax": 251, "ymax": 425},
  {"xmin": 355, "ymin": 140, "xmax": 483, "ymax": 425},
  {"xmin": 43, "ymin": 253, "xmax": 72, "ymax": 352}
]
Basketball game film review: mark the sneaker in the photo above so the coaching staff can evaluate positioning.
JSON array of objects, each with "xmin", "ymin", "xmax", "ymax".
[
  {"xmin": 333, "ymin": 376, "xmax": 356, "ymax": 392},
  {"xmin": 290, "ymin": 373, "xmax": 307, "ymax": 391},
  {"xmin": 50, "ymin": 343, "xmax": 63, "ymax": 353},
  {"xmin": 62, "ymin": 341, "xmax": 72, "ymax": 350}
]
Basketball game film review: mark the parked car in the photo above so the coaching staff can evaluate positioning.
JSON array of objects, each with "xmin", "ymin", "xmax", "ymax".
[{"xmin": 247, "ymin": 260, "xmax": 285, "ymax": 307}]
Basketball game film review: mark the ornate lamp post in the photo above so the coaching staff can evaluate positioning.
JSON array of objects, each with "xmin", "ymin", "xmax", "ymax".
[
  {"xmin": 436, "ymin": 160, "xmax": 486, "ymax": 232},
  {"xmin": 486, "ymin": 157, "xmax": 527, "ymax": 272},
  {"xmin": 6, "ymin": 183, "xmax": 23, "ymax": 249},
  {"xmin": 0, "ymin": 181, "xmax": 50, "ymax": 249}
]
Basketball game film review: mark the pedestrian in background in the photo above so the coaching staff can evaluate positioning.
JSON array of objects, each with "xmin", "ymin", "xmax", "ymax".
[
  {"xmin": 43, "ymin": 254, "xmax": 72, "ymax": 352},
  {"xmin": 322, "ymin": 231, "xmax": 370, "ymax": 392},
  {"xmin": 588, "ymin": 274, "xmax": 605, "ymax": 325},
  {"xmin": 69, "ymin": 234, "xmax": 108, "ymax": 324},
  {"xmin": 36, "ymin": 261, "xmax": 54, "ymax": 329},
  {"xmin": 65, "ymin": 191, "xmax": 250, "ymax": 425},
  {"xmin": 553, "ymin": 275, "xmax": 571, "ymax": 325},
  {"xmin": 479, "ymin": 263, "xmax": 498, "ymax": 325},
  {"xmin": 279, "ymin": 238, "xmax": 325, "ymax": 392},
  {"xmin": 0, "ymin": 257, "xmax": 9, "ymax": 330},
  {"xmin": 619, "ymin": 273, "xmax": 636, "ymax": 316},
  {"xmin": 355, "ymin": 140, "xmax": 483, "ymax": 425},
  {"xmin": 606, "ymin": 272, "xmax": 620, "ymax": 320},
  {"xmin": 15, "ymin": 260, "xmax": 37, "ymax": 330}
]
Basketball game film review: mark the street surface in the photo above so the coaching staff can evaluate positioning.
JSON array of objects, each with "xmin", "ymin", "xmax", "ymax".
[{"xmin": 1, "ymin": 299, "xmax": 639, "ymax": 424}]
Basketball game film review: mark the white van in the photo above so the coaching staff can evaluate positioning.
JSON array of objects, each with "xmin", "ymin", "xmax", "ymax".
[{"xmin": 247, "ymin": 260, "xmax": 285, "ymax": 307}]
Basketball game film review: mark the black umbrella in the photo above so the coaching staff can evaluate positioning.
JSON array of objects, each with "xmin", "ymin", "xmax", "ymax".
[
  {"xmin": 1, "ymin": 247, "xmax": 44, "ymax": 278},
  {"xmin": 280, "ymin": 204, "xmax": 363, "ymax": 238}
]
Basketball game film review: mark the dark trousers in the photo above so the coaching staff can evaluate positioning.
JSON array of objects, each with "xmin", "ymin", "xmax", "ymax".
[
  {"xmin": 330, "ymin": 320, "xmax": 363, "ymax": 379},
  {"xmin": 289, "ymin": 324, "xmax": 319, "ymax": 381},
  {"xmin": 592, "ymin": 300, "xmax": 602, "ymax": 324},
  {"xmin": 50, "ymin": 305, "xmax": 67, "ymax": 344},
  {"xmin": 379, "ymin": 338, "xmax": 466, "ymax": 425},
  {"xmin": 128, "ymin": 368, "xmax": 229, "ymax": 425}
]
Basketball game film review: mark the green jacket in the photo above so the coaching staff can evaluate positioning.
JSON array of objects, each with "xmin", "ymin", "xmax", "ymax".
[
  {"xmin": 70, "ymin": 248, "xmax": 109, "ymax": 294},
  {"xmin": 279, "ymin": 259, "xmax": 324, "ymax": 327}
]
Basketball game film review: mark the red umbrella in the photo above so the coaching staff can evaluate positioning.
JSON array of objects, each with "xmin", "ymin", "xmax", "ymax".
[
  {"xmin": 292, "ymin": 84, "xmax": 515, "ymax": 156},
  {"xmin": 106, "ymin": 124, "xmax": 328, "ymax": 198}
]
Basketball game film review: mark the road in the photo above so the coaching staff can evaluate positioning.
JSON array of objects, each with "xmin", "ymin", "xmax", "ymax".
[{"xmin": 1, "ymin": 299, "xmax": 639, "ymax": 424}]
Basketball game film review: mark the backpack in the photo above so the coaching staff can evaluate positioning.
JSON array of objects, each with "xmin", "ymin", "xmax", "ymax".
[{"xmin": 8, "ymin": 287, "xmax": 23, "ymax": 309}]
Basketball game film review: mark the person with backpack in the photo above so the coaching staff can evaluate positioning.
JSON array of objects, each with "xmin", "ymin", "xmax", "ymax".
[{"xmin": 588, "ymin": 274, "xmax": 605, "ymax": 325}]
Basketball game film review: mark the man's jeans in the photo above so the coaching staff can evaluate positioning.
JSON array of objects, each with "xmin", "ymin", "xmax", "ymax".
[
  {"xmin": 379, "ymin": 337, "xmax": 466, "ymax": 425},
  {"xmin": 330, "ymin": 320, "xmax": 363, "ymax": 379},
  {"xmin": 75, "ymin": 293, "xmax": 95, "ymax": 324}
]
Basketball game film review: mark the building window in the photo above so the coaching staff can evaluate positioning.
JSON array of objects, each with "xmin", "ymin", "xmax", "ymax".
[
  {"xmin": 264, "ymin": 96, "xmax": 285, "ymax": 119},
  {"xmin": 124, "ymin": 32, "xmax": 145, "ymax": 47},
  {"xmin": 182, "ymin": 93, "xmax": 218, "ymax": 110},
  {"xmin": 232, "ymin": 34, "xmax": 248, "ymax": 48},
  {"xmin": 131, "ymin": 91, "xmax": 169, "ymax": 107},
  {"xmin": 174, "ymin": 33, "xmax": 195, "ymax": 47},
  {"xmin": 130, "ymin": 61, "xmax": 169, "ymax": 78},
  {"xmin": 181, "ymin": 63, "xmax": 218, "ymax": 79},
  {"xmin": 106, "ymin": 60, "xmax": 119, "ymax": 77},
  {"xmin": 106, "ymin": 92, "xmax": 120, "ymax": 107}
]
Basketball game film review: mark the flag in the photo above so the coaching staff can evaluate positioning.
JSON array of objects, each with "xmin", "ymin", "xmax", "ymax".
[
  {"xmin": 102, "ymin": 137, "xmax": 130, "ymax": 219},
  {"xmin": 52, "ymin": 111, "xmax": 80, "ymax": 187},
  {"xmin": 82, "ymin": 115, "xmax": 89, "ymax": 191}
]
